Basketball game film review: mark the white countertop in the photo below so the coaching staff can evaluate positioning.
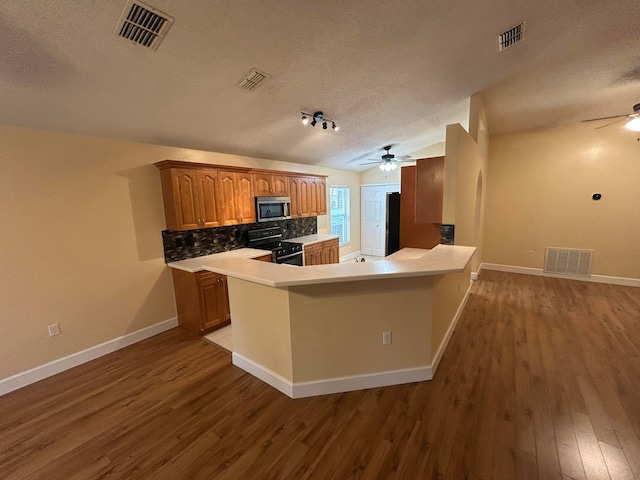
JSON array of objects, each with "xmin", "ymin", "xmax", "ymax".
[
  {"xmin": 200, "ymin": 244, "xmax": 476, "ymax": 287},
  {"xmin": 289, "ymin": 233, "xmax": 339, "ymax": 246},
  {"xmin": 167, "ymin": 233, "xmax": 339, "ymax": 273},
  {"xmin": 167, "ymin": 248, "xmax": 271, "ymax": 273}
]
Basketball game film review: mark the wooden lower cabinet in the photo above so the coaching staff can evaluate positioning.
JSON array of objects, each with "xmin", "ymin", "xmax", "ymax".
[
  {"xmin": 253, "ymin": 253, "xmax": 273, "ymax": 262},
  {"xmin": 171, "ymin": 269, "xmax": 230, "ymax": 335},
  {"xmin": 304, "ymin": 238, "xmax": 339, "ymax": 266}
]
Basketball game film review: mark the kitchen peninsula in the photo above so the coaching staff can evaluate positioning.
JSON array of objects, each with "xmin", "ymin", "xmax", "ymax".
[{"xmin": 195, "ymin": 244, "xmax": 475, "ymax": 398}]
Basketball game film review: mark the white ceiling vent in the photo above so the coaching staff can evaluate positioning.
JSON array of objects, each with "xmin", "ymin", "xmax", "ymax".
[
  {"xmin": 238, "ymin": 69, "xmax": 270, "ymax": 90},
  {"xmin": 498, "ymin": 21, "xmax": 526, "ymax": 51},
  {"xmin": 115, "ymin": 1, "xmax": 174, "ymax": 51}
]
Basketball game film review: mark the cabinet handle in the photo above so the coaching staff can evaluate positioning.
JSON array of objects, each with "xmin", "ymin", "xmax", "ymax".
[{"xmin": 237, "ymin": 215, "xmax": 243, "ymax": 222}]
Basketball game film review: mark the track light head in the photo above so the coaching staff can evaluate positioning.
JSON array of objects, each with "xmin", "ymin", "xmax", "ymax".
[
  {"xmin": 301, "ymin": 114, "xmax": 308, "ymax": 125},
  {"xmin": 332, "ymin": 122, "xmax": 338, "ymax": 131},
  {"xmin": 310, "ymin": 118, "xmax": 317, "ymax": 127},
  {"xmin": 322, "ymin": 121, "xmax": 327, "ymax": 130}
]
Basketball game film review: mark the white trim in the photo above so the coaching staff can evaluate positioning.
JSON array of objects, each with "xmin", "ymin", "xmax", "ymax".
[
  {"xmin": 340, "ymin": 250, "xmax": 362, "ymax": 263},
  {"xmin": 291, "ymin": 366, "xmax": 432, "ymax": 399},
  {"xmin": 431, "ymin": 280, "xmax": 474, "ymax": 374},
  {"xmin": 480, "ymin": 263, "xmax": 640, "ymax": 288},
  {"xmin": 232, "ymin": 351, "xmax": 431, "ymax": 399},
  {"xmin": 232, "ymin": 352, "xmax": 294, "ymax": 397},
  {"xmin": 0, "ymin": 317, "xmax": 178, "ymax": 397}
]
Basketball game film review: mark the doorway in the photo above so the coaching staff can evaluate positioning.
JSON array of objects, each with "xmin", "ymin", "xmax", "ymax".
[{"xmin": 361, "ymin": 183, "xmax": 400, "ymax": 257}]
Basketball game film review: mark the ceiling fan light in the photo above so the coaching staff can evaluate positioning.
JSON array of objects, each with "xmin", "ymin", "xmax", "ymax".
[
  {"xmin": 379, "ymin": 163, "xmax": 385, "ymax": 171},
  {"xmin": 391, "ymin": 163, "xmax": 397, "ymax": 170},
  {"xmin": 625, "ymin": 116, "xmax": 640, "ymax": 132}
]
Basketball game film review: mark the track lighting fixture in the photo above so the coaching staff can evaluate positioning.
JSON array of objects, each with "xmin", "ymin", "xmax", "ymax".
[{"xmin": 301, "ymin": 111, "xmax": 338, "ymax": 132}]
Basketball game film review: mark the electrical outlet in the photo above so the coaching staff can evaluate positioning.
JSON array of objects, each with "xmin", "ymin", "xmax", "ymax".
[
  {"xmin": 382, "ymin": 331, "xmax": 392, "ymax": 345},
  {"xmin": 48, "ymin": 323, "xmax": 60, "ymax": 337}
]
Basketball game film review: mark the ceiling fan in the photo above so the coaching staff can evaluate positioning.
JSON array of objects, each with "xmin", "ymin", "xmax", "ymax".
[
  {"xmin": 360, "ymin": 145, "xmax": 414, "ymax": 171},
  {"xmin": 581, "ymin": 102, "xmax": 640, "ymax": 131}
]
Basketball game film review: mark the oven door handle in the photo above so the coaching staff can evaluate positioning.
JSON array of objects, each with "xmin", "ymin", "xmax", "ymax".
[{"xmin": 277, "ymin": 251, "xmax": 303, "ymax": 261}]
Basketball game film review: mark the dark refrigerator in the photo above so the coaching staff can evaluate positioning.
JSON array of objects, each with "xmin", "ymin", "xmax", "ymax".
[{"xmin": 385, "ymin": 192, "xmax": 401, "ymax": 256}]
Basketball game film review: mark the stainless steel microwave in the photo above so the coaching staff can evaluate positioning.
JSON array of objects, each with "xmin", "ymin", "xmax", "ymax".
[{"xmin": 255, "ymin": 196, "xmax": 292, "ymax": 222}]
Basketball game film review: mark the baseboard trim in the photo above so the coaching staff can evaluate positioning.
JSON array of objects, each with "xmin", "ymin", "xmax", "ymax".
[
  {"xmin": 431, "ymin": 280, "xmax": 474, "ymax": 375},
  {"xmin": 0, "ymin": 317, "xmax": 179, "ymax": 397},
  {"xmin": 339, "ymin": 250, "xmax": 362, "ymax": 263},
  {"xmin": 291, "ymin": 366, "xmax": 432, "ymax": 399},
  {"xmin": 232, "ymin": 351, "xmax": 432, "ymax": 399},
  {"xmin": 480, "ymin": 263, "xmax": 640, "ymax": 288},
  {"xmin": 232, "ymin": 352, "xmax": 294, "ymax": 397}
]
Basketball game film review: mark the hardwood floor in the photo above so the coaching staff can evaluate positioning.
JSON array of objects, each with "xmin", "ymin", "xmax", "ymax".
[{"xmin": 2, "ymin": 271, "xmax": 640, "ymax": 479}]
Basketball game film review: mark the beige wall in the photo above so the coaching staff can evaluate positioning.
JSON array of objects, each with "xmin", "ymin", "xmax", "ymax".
[
  {"xmin": 227, "ymin": 278, "xmax": 293, "ymax": 380},
  {"xmin": 443, "ymin": 123, "xmax": 487, "ymax": 273},
  {"xmin": 432, "ymin": 265, "xmax": 471, "ymax": 355},
  {"xmin": 484, "ymin": 122, "xmax": 640, "ymax": 279},
  {"xmin": 288, "ymin": 277, "xmax": 433, "ymax": 382},
  {"xmin": 0, "ymin": 124, "xmax": 360, "ymax": 381}
]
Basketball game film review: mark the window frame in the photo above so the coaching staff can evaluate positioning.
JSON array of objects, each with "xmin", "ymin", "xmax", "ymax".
[{"xmin": 329, "ymin": 185, "xmax": 350, "ymax": 247}]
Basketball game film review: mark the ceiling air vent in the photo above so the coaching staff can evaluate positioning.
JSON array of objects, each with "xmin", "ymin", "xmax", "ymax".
[
  {"xmin": 115, "ymin": 1, "xmax": 174, "ymax": 51},
  {"xmin": 498, "ymin": 21, "xmax": 526, "ymax": 51},
  {"xmin": 238, "ymin": 69, "xmax": 270, "ymax": 90}
]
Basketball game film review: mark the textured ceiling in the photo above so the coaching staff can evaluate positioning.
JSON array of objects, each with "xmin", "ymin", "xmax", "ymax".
[{"xmin": 0, "ymin": 0, "xmax": 638, "ymax": 171}]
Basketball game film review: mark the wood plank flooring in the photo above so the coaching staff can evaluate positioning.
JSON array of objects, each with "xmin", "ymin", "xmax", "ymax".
[{"xmin": 1, "ymin": 271, "xmax": 640, "ymax": 479}]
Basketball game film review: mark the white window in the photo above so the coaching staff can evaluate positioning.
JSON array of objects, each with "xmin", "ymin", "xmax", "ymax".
[{"xmin": 330, "ymin": 186, "xmax": 350, "ymax": 246}]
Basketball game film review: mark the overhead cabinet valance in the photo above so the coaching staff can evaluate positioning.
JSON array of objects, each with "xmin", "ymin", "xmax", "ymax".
[{"xmin": 155, "ymin": 160, "xmax": 327, "ymax": 231}]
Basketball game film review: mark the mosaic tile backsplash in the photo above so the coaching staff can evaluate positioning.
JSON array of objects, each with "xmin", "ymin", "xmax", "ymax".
[{"xmin": 162, "ymin": 217, "xmax": 318, "ymax": 262}]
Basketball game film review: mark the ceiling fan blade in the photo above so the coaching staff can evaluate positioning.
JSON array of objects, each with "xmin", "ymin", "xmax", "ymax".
[
  {"xmin": 359, "ymin": 161, "xmax": 381, "ymax": 166},
  {"xmin": 594, "ymin": 118, "xmax": 625, "ymax": 130},
  {"xmin": 396, "ymin": 155, "xmax": 413, "ymax": 160},
  {"xmin": 582, "ymin": 114, "xmax": 628, "ymax": 122}
]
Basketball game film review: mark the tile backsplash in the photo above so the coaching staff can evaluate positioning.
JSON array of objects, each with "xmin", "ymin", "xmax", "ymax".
[{"xmin": 162, "ymin": 217, "xmax": 317, "ymax": 262}]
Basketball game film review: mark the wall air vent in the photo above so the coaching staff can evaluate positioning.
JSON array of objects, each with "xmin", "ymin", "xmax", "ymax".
[
  {"xmin": 238, "ymin": 69, "xmax": 270, "ymax": 90},
  {"xmin": 115, "ymin": 1, "xmax": 174, "ymax": 51},
  {"xmin": 544, "ymin": 247, "xmax": 593, "ymax": 276},
  {"xmin": 498, "ymin": 21, "xmax": 526, "ymax": 51}
]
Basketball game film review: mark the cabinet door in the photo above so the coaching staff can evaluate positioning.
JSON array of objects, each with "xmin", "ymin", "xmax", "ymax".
[
  {"xmin": 288, "ymin": 177, "xmax": 301, "ymax": 217},
  {"xmin": 217, "ymin": 171, "xmax": 239, "ymax": 225},
  {"xmin": 171, "ymin": 168, "xmax": 201, "ymax": 230},
  {"xmin": 253, "ymin": 173, "xmax": 272, "ymax": 196},
  {"xmin": 199, "ymin": 273, "xmax": 230, "ymax": 332},
  {"xmin": 272, "ymin": 175, "xmax": 289, "ymax": 196},
  {"xmin": 415, "ymin": 156, "xmax": 444, "ymax": 223},
  {"xmin": 197, "ymin": 169, "xmax": 220, "ymax": 228},
  {"xmin": 322, "ymin": 239, "xmax": 339, "ymax": 264},
  {"xmin": 304, "ymin": 244, "xmax": 322, "ymax": 266},
  {"xmin": 235, "ymin": 172, "xmax": 256, "ymax": 223},
  {"xmin": 308, "ymin": 179, "xmax": 319, "ymax": 216},
  {"xmin": 315, "ymin": 178, "xmax": 327, "ymax": 215},
  {"xmin": 298, "ymin": 178, "xmax": 311, "ymax": 216}
]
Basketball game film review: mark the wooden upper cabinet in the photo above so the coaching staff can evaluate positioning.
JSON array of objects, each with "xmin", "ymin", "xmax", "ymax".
[
  {"xmin": 253, "ymin": 172, "xmax": 289, "ymax": 196},
  {"xmin": 288, "ymin": 177, "xmax": 301, "ymax": 216},
  {"xmin": 197, "ymin": 169, "xmax": 221, "ymax": 228},
  {"xmin": 171, "ymin": 168, "xmax": 200, "ymax": 230},
  {"xmin": 157, "ymin": 166, "xmax": 213, "ymax": 230},
  {"xmin": 217, "ymin": 170, "xmax": 255, "ymax": 225},
  {"xmin": 235, "ymin": 171, "xmax": 256, "ymax": 223},
  {"xmin": 156, "ymin": 161, "xmax": 326, "ymax": 230},
  {"xmin": 315, "ymin": 177, "xmax": 327, "ymax": 215},
  {"xmin": 415, "ymin": 156, "xmax": 444, "ymax": 224}
]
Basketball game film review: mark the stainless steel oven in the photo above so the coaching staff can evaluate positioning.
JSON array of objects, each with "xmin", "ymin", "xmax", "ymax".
[{"xmin": 247, "ymin": 226, "xmax": 303, "ymax": 266}]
